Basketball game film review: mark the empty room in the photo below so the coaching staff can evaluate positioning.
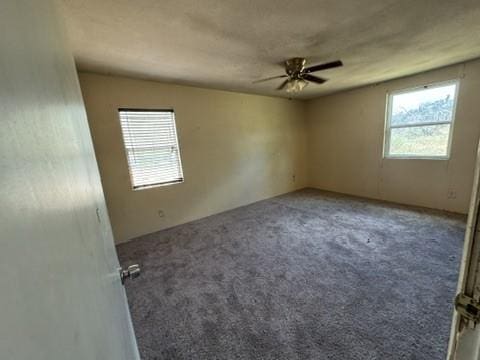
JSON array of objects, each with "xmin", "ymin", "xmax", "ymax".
[{"xmin": 3, "ymin": 1, "xmax": 480, "ymax": 359}]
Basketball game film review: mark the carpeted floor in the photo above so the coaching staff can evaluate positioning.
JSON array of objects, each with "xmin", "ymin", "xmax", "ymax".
[{"xmin": 117, "ymin": 189, "xmax": 465, "ymax": 360}]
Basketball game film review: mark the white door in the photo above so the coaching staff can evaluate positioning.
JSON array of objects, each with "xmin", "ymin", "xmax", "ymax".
[
  {"xmin": 448, "ymin": 140, "xmax": 480, "ymax": 360},
  {"xmin": 0, "ymin": 1, "xmax": 139, "ymax": 359}
]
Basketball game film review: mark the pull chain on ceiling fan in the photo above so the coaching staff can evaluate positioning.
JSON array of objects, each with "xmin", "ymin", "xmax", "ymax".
[{"xmin": 253, "ymin": 58, "xmax": 343, "ymax": 93}]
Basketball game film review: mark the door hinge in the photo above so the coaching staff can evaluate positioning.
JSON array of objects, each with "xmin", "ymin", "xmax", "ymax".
[{"xmin": 455, "ymin": 293, "xmax": 480, "ymax": 325}]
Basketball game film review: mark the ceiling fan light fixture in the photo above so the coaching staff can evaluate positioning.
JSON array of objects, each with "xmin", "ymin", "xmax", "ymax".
[
  {"xmin": 253, "ymin": 58, "xmax": 342, "ymax": 92},
  {"xmin": 286, "ymin": 78, "xmax": 308, "ymax": 93}
]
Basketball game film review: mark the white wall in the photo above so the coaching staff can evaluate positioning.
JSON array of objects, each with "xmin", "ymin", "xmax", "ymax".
[
  {"xmin": 306, "ymin": 60, "xmax": 480, "ymax": 213},
  {"xmin": 80, "ymin": 73, "xmax": 308, "ymax": 243},
  {"xmin": 0, "ymin": 1, "xmax": 138, "ymax": 359}
]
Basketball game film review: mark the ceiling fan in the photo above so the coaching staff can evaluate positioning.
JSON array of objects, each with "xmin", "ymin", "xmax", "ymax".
[{"xmin": 253, "ymin": 58, "xmax": 343, "ymax": 93}]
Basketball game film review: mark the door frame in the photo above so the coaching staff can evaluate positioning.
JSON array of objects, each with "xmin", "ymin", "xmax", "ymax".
[{"xmin": 448, "ymin": 139, "xmax": 480, "ymax": 358}]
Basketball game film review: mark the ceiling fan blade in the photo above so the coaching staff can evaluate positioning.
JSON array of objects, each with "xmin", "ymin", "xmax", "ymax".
[
  {"xmin": 252, "ymin": 74, "xmax": 287, "ymax": 84},
  {"xmin": 303, "ymin": 60, "xmax": 343, "ymax": 74},
  {"xmin": 277, "ymin": 79, "xmax": 289, "ymax": 90},
  {"xmin": 303, "ymin": 74, "xmax": 327, "ymax": 84}
]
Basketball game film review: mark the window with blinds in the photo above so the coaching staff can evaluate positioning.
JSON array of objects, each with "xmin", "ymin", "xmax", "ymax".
[{"xmin": 118, "ymin": 109, "xmax": 184, "ymax": 190}]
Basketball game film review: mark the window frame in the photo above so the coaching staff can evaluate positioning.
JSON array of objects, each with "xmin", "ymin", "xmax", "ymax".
[
  {"xmin": 383, "ymin": 79, "xmax": 460, "ymax": 160},
  {"xmin": 118, "ymin": 108, "xmax": 184, "ymax": 191}
]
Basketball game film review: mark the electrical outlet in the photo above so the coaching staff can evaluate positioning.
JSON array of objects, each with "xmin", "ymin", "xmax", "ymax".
[
  {"xmin": 158, "ymin": 210, "xmax": 165, "ymax": 218},
  {"xmin": 447, "ymin": 190, "xmax": 457, "ymax": 199}
]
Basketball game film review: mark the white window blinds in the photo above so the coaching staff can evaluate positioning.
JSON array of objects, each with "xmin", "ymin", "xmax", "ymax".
[{"xmin": 118, "ymin": 109, "xmax": 184, "ymax": 190}]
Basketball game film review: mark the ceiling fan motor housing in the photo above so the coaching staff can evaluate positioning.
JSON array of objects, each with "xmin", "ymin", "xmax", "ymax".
[{"xmin": 285, "ymin": 58, "xmax": 306, "ymax": 77}]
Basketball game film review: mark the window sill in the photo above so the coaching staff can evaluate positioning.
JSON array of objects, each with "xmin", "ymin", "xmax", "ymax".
[
  {"xmin": 132, "ymin": 179, "xmax": 184, "ymax": 191},
  {"xmin": 383, "ymin": 155, "xmax": 450, "ymax": 161}
]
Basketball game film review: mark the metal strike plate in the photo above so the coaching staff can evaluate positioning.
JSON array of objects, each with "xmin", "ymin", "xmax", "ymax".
[{"xmin": 455, "ymin": 293, "xmax": 480, "ymax": 325}]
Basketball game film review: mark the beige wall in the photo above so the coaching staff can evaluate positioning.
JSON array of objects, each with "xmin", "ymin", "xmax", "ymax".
[
  {"xmin": 79, "ymin": 73, "xmax": 307, "ymax": 243},
  {"xmin": 306, "ymin": 59, "xmax": 480, "ymax": 213},
  {"xmin": 81, "ymin": 59, "xmax": 480, "ymax": 243}
]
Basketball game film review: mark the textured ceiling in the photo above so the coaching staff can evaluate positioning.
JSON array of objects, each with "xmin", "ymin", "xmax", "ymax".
[{"xmin": 58, "ymin": 0, "xmax": 480, "ymax": 99}]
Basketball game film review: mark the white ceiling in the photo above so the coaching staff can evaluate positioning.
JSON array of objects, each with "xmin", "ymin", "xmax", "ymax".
[{"xmin": 58, "ymin": 0, "xmax": 480, "ymax": 99}]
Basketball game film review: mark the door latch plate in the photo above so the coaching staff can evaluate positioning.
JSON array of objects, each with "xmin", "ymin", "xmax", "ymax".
[{"xmin": 455, "ymin": 293, "xmax": 480, "ymax": 325}]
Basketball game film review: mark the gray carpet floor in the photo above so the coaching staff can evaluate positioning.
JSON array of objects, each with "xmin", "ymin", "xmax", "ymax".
[{"xmin": 117, "ymin": 188, "xmax": 465, "ymax": 360}]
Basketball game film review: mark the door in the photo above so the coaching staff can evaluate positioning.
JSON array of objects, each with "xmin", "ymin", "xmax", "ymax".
[
  {"xmin": 448, "ymin": 139, "xmax": 480, "ymax": 359},
  {"xmin": 0, "ymin": 1, "xmax": 139, "ymax": 359}
]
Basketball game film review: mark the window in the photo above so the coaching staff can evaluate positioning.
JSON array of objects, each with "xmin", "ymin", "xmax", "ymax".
[
  {"xmin": 384, "ymin": 80, "xmax": 458, "ymax": 159},
  {"xmin": 118, "ymin": 108, "xmax": 184, "ymax": 190}
]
